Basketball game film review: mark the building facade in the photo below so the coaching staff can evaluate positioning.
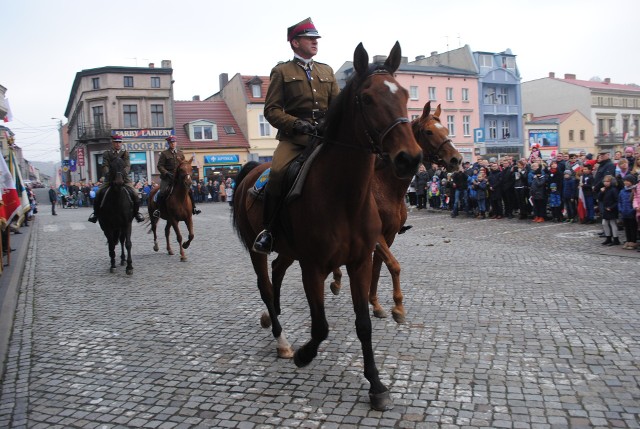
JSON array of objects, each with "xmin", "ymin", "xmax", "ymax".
[
  {"xmin": 522, "ymin": 73, "xmax": 640, "ymax": 153},
  {"xmin": 208, "ymin": 73, "xmax": 277, "ymax": 163},
  {"xmin": 63, "ymin": 61, "xmax": 174, "ymax": 184},
  {"xmin": 523, "ymin": 111, "xmax": 594, "ymax": 159}
]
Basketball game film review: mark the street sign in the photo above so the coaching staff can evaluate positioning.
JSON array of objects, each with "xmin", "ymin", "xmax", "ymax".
[{"xmin": 474, "ymin": 128, "xmax": 485, "ymax": 143}]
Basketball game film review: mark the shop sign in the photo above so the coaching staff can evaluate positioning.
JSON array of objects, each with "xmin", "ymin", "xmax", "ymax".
[
  {"xmin": 112, "ymin": 128, "xmax": 174, "ymax": 139},
  {"xmin": 77, "ymin": 147, "xmax": 85, "ymax": 166},
  {"xmin": 204, "ymin": 155, "xmax": 239, "ymax": 164},
  {"xmin": 130, "ymin": 152, "xmax": 148, "ymax": 165},
  {"xmin": 123, "ymin": 141, "xmax": 168, "ymax": 151}
]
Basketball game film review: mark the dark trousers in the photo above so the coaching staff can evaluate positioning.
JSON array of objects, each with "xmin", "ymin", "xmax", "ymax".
[
  {"xmin": 563, "ymin": 197, "xmax": 576, "ymax": 220},
  {"xmin": 51, "ymin": 201, "xmax": 57, "ymax": 215},
  {"xmin": 533, "ymin": 199, "xmax": 546, "ymax": 218},
  {"xmin": 622, "ymin": 217, "xmax": 638, "ymax": 243},
  {"xmin": 417, "ymin": 194, "xmax": 427, "ymax": 209}
]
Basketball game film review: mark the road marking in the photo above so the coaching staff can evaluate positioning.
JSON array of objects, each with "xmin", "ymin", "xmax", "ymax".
[
  {"xmin": 43, "ymin": 225, "xmax": 60, "ymax": 232},
  {"xmin": 69, "ymin": 222, "xmax": 87, "ymax": 231}
]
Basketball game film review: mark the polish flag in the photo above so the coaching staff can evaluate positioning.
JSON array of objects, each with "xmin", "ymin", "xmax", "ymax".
[
  {"xmin": 577, "ymin": 186, "xmax": 586, "ymax": 222},
  {"xmin": 0, "ymin": 153, "xmax": 21, "ymax": 227}
]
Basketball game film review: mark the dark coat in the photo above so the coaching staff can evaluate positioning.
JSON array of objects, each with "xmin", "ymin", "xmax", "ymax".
[
  {"xmin": 102, "ymin": 148, "xmax": 131, "ymax": 183},
  {"xmin": 487, "ymin": 169, "xmax": 503, "ymax": 199},
  {"xmin": 530, "ymin": 175, "xmax": 547, "ymax": 200},
  {"xmin": 48, "ymin": 188, "xmax": 57, "ymax": 203},
  {"xmin": 598, "ymin": 186, "xmax": 619, "ymax": 220},
  {"xmin": 593, "ymin": 158, "xmax": 616, "ymax": 191},
  {"xmin": 562, "ymin": 177, "xmax": 578, "ymax": 199},
  {"xmin": 581, "ymin": 173, "xmax": 595, "ymax": 197}
]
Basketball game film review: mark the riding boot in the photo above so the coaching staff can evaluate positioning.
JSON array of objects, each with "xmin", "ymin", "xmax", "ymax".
[
  {"xmin": 252, "ymin": 190, "xmax": 278, "ymax": 254},
  {"xmin": 133, "ymin": 199, "xmax": 145, "ymax": 223},
  {"xmin": 153, "ymin": 192, "xmax": 163, "ymax": 218},
  {"xmin": 88, "ymin": 193, "xmax": 101, "ymax": 223}
]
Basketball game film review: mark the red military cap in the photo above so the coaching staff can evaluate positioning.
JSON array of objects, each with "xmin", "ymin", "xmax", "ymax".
[
  {"xmin": 111, "ymin": 134, "xmax": 124, "ymax": 142},
  {"xmin": 287, "ymin": 17, "xmax": 321, "ymax": 42},
  {"xmin": 166, "ymin": 135, "xmax": 176, "ymax": 143}
]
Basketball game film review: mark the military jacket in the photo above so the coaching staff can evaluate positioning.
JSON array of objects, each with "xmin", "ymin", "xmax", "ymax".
[
  {"xmin": 264, "ymin": 58, "xmax": 339, "ymax": 145},
  {"xmin": 102, "ymin": 149, "xmax": 131, "ymax": 183},
  {"xmin": 157, "ymin": 148, "xmax": 186, "ymax": 179}
]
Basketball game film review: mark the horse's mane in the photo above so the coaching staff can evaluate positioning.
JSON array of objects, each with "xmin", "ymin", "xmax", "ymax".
[{"xmin": 323, "ymin": 64, "xmax": 395, "ymax": 142}]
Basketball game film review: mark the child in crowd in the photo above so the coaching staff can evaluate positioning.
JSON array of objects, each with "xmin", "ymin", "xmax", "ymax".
[
  {"xmin": 619, "ymin": 174, "xmax": 638, "ymax": 249},
  {"xmin": 474, "ymin": 170, "xmax": 488, "ymax": 219},
  {"xmin": 440, "ymin": 178, "xmax": 449, "ymax": 210},
  {"xmin": 428, "ymin": 176, "xmax": 440, "ymax": 210},
  {"xmin": 549, "ymin": 183, "xmax": 563, "ymax": 222},
  {"xmin": 599, "ymin": 175, "xmax": 620, "ymax": 246},
  {"xmin": 580, "ymin": 164, "xmax": 596, "ymax": 224},
  {"xmin": 562, "ymin": 170, "xmax": 578, "ymax": 222},
  {"xmin": 530, "ymin": 169, "xmax": 547, "ymax": 222}
]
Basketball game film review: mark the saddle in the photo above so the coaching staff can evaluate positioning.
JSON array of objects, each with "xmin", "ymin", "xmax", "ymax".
[
  {"xmin": 250, "ymin": 139, "xmax": 323, "ymax": 202},
  {"xmin": 99, "ymin": 184, "xmax": 134, "ymax": 209}
]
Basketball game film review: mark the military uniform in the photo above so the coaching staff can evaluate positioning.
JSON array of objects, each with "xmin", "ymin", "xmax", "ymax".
[
  {"xmin": 157, "ymin": 147, "xmax": 186, "ymax": 194},
  {"xmin": 264, "ymin": 58, "xmax": 339, "ymax": 196}
]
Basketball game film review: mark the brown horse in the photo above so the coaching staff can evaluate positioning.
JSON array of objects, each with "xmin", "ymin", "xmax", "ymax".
[
  {"xmin": 148, "ymin": 158, "xmax": 194, "ymax": 261},
  {"xmin": 271, "ymin": 102, "xmax": 462, "ymax": 325},
  {"xmin": 233, "ymin": 42, "xmax": 422, "ymax": 411}
]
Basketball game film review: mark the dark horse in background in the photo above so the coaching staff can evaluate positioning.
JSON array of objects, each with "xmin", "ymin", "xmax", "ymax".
[
  {"xmin": 233, "ymin": 42, "xmax": 422, "ymax": 411},
  {"xmin": 147, "ymin": 158, "xmax": 194, "ymax": 261},
  {"xmin": 98, "ymin": 156, "xmax": 134, "ymax": 275}
]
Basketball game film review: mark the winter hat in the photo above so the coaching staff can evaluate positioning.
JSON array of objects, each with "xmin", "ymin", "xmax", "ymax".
[
  {"xmin": 550, "ymin": 183, "xmax": 558, "ymax": 190},
  {"xmin": 623, "ymin": 174, "xmax": 637, "ymax": 185},
  {"xmin": 564, "ymin": 170, "xmax": 572, "ymax": 176}
]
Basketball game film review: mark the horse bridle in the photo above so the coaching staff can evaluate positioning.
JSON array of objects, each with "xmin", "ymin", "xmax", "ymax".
[{"xmin": 354, "ymin": 70, "xmax": 410, "ymax": 155}]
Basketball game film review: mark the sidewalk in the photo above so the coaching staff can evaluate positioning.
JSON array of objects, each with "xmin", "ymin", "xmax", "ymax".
[{"xmin": 0, "ymin": 220, "xmax": 33, "ymax": 379}]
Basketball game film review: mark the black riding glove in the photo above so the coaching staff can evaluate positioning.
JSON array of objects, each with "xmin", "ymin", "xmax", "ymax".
[
  {"xmin": 166, "ymin": 173, "xmax": 174, "ymax": 180},
  {"xmin": 315, "ymin": 118, "xmax": 326, "ymax": 136},
  {"xmin": 293, "ymin": 119, "xmax": 316, "ymax": 135}
]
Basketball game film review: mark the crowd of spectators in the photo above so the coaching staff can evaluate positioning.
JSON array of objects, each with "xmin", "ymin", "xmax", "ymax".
[{"xmin": 409, "ymin": 144, "xmax": 640, "ymax": 250}]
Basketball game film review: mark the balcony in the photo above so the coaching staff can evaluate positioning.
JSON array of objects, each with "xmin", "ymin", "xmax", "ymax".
[
  {"xmin": 595, "ymin": 133, "xmax": 625, "ymax": 147},
  {"xmin": 77, "ymin": 122, "xmax": 112, "ymax": 141}
]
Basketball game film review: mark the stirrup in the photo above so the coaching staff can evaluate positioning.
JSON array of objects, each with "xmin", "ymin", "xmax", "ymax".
[
  {"xmin": 135, "ymin": 212, "xmax": 145, "ymax": 223},
  {"xmin": 152, "ymin": 209, "xmax": 161, "ymax": 218},
  {"xmin": 193, "ymin": 207, "xmax": 201, "ymax": 215},
  {"xmin": 88, "ymin": 213, "xmax": 98, "ymax": 223},
  {"xmin": 252, "ymin": 230, "xmax": 273, "ymax": 254}
]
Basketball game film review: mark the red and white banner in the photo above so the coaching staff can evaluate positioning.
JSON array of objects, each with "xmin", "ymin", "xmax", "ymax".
[{"xmin": 0, "ymin": 153, "xmax": 21, "ymax": 226}]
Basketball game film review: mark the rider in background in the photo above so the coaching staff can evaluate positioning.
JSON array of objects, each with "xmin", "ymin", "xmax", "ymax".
[
  {"xmin": 88, "ymin": 134, "xmax": 145, "ymax": 223},
  {"xmin": 252, "ymin": 17, "xmax": 339, "ymax": 254},
  {"xmin": 153, "ymin": 135, "xmax": 200, "ymax": 218}
]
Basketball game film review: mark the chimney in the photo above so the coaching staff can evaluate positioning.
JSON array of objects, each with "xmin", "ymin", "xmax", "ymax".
[
  {"xmin": 415, "ymin": 55, "xmax": 425, "ymax": 61},
  {"xmin": 192, "ymin": 95, "xmax": 200, "ymax": 101},
  {"xmin": 219, "ymin": 73, "xmax": 229, "ymax": 90},
  {"xmin": 430, "ymin": 51, "xmax": 438, "ymax": 56},
  {"xmin": 149, "ymin": 63, "xmax": 155, "ymax": 69},
  {"xmin": 549, "ymin": 72, "xmax": 555, "ymax": 78},
  {"xmin": 604, "ymin": 78, "xmax": 611, "ymax": 84},
  {"xmin": 564, "ymin": 73, "xmax": 576, "ymax": 80},
  {"xmin": 161, "ymin": 60, "xmax": 172, "ymax": 68},
  {"xmin": 372, "ymin": 55, "xmax": 388, "ymax": 64}
]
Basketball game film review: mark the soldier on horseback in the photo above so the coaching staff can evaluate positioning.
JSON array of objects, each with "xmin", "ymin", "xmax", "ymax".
[
  {"xmin": 251, "ymin": 17, "xmax": 339, "ymax": 254},
  {"xmin": 88, "ymin": 134, "xmax": 145, "ymax": 223},
  {"xmin": 152, "ymin": 135, "xmax": 200, "ymax": 218}
]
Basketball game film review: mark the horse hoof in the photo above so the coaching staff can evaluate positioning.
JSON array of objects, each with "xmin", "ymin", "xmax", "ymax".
[
  {"xmin": 373, "ymin": 308, "xmax": 388, "ymax": 319},
  {"xmin": 369, "ymin": 390, "xmax": 393, "ymax": 411},
  {"xmin": 126, "ymin": 268, "xmax": 133, "ymax": 275},
  {"xmin": 182, "ymin": 242, "xmax": 190, "ymax": 249},
  {"xmin": 180, "ymin": 256, "xmax": 187, "ymax": 262},
  {"xmin": 110, "ymin": 268, "xmax": 116, "ymax": 273},
  {"xmin": 293, "ymin": 348, "xmax": 314, "ymax": 368},
  {"xmin": 330, "ymin": 281, "xmax": 341, "ymax": 295},
  {"xmin": 168, "ymin": 250, "xmax": 174, "ymax": 255},
  {"xmin": 260, "ymin": 312, "xmax": 272, "ymax": 328},
  {"xmin": 277, "ymin": 346, "xmax": 294, "ymax": 359},
  {"xmin": 153, "ymin": 244, "xmax": 159, "ymax": 252},
  {"xmin": 392, "ymin": 309, "xmax": 406, "ymax": 324}
]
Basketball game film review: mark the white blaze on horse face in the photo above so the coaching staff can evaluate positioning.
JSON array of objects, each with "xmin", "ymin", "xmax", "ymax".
[{"xmin": 384, "ymin": 80, "xmax": 399, "ymax": 94}]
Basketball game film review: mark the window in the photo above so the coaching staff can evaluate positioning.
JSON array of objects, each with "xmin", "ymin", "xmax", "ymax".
[
  {"xmin": 489, "ymin": 120, "xmax": 497, "ymax": 139},
  {"xmin": 501, "ymin": 57, "xmax": 516, "ymax": 69},
  {"xmin": 259, "ymin": 115, "xmax": 271, "ymax": 137},
  {"xmin": 92, "ymin": 77, "xmax": 100, "ymax": 89},
  {"xmin": 151, "ymin": 104, "xmax": 164, "ymax": 127},
  {"xmin": 409, "ymin": 86, "xmax": 419, "ymax": 100},
  {"xmin": 463, "ymin": 115, "xmax": 470, "ymax": 136},
  {"xmin": 223, "ymin": 125, "xmax": 236, "ymax": 134},
  {"xmin": 428, "ymin": 87, "xmax": 436, "ymax": 101},
  {"xmin": 580, "ymin": 130, "xmax": 585, "ymax": 141},
  {"xmin": 462, "ymin": 88, "xmax": 469, "ymax": 102},
  {"xmin": 446, "ymin": 87, "xmax": 453, "ymax": 101},
  {"xmin": 498, "ymin": 87, "xmax": 509, "ymax": 105},
  {"xmin": 411, "ymin": 114, "xmax": 420, "ymax": 121},
  {"xmin": 447, "ymin": 115, "xmax": 455, "ymax": 136},
  {"xmin": 193, "ymin": 125, "xmax": 214, "ymax": 140},
  {"xmin": 501, "ymin": 120, "xmax": 510, "ymax": 139},
  {"xmin": 124, "ymin": 76, "xmax": 134, "ymax": 87},
  {"xmin": 151, "ymin": 77, "xmax": 160, "ymax": 88},
  {"xmin": 569, "ymin": 130, "xmax": 575, "ymax": 141},
  {"xmin": 123, "ymin": 105, "xmax": 138, "ymax": 127},
  {"xmin": 92, "ymin": 106, "xmax": 104, "ymax": 128},
  {"xmin": 251, "ymin": 84, "xmax": 261, "ymax": 98},
  {"xmin": 479, "ymin": 54, "xmax": 493, "ymax": 67}
]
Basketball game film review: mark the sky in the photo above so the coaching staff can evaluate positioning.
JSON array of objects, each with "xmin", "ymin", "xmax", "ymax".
[{"xmin": 2, "ymin": 0, "xmax": 639, "ymax": 163}]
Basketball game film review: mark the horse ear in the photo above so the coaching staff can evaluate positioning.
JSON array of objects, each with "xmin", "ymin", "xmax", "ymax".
[
  {"xmin": 434, "ymin": 104, "xmax": 442, "ymax": 118},
  {"xmin": 353, "ymin": 42, "xmax": 369, "ymax": 76},
  {"xmin": 384, "ymin": 41, "xmax": 402, "ymax": 73},
  {"xmin": 421, "ymin": 101, "xmax": 432, "ymax": 119},
  {"xmin": 188, "ymin": 155, "xmax": 195, "ymax": 164}
]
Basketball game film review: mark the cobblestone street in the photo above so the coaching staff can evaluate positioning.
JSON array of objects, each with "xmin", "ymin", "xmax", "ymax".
[{"xmin": 1, "ymin": 202, "xmax": 639, "ymax": 428}]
